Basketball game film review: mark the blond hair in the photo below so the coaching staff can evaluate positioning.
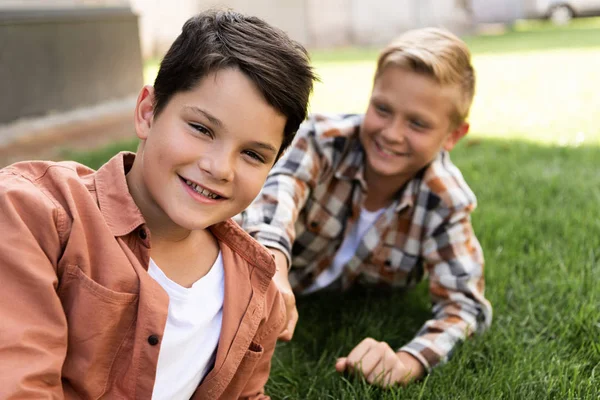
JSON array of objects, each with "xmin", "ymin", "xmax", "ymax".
[{"xmin": 375, "ymin": 27, "xmax": 475, "ymax": 126}]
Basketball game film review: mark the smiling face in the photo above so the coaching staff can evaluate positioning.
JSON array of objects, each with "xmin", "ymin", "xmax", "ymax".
[
  {"xmin": 360, "ymin": 66, "xmax": 469, "ymax": 190},
  {"xmin": 129, "ymin": 68, "xmax": 286, "ymax": 232}
]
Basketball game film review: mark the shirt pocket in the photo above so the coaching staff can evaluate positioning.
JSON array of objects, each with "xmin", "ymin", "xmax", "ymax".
[
  {"xmin": 220, "ymin": 341, "xmax": 265, "ymax": 399},
  {"xmin": 366, "ymin": 246, "xmax": 423, "ymax": 286},
  {"xmin": 239, "ymin": 341, "xmax": 264, "ymax": 370},
  {"xmin": 58, "ymin": 264, "xmax": 138, "ymax": 398},
  {"xmin": 302, "ymin": 200, "xmax": 344, "ymax": 239}
]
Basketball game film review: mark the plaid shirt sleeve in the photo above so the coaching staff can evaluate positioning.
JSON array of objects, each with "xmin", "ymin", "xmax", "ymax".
[
  {"xmin": 241, "ymin": 116, "xmax": 328, "ymax": 266},
  {"xmin": 399, "ymin": 200, "xmax": 492, "ymax": 372}
]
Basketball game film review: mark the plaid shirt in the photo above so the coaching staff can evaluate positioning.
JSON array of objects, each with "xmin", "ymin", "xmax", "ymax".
[{"xmin": 240, "ymin": 113, "xmax": 492, "ymax": 371}]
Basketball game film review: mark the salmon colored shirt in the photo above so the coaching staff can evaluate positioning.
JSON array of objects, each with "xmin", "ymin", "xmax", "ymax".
[{"xmin": 0, "ymin": 152, "xmax": 285, "ymax": 399}]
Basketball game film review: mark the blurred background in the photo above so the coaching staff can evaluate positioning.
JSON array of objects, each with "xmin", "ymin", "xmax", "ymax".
[
  {"xmin": 1, "ymin": 0, "xmax": 599, "ymax": 166},
  {"xmin": 1, "ymin": 2, "xmax": 599, "ymax": 398}
]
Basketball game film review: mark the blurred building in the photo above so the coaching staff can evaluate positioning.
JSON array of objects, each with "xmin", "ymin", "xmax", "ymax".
[
  {"xmin": 0, "ymin": 0, "xmax": 143, "ymax": 164},
  {"xmin": 6, "ymin": 0, "xmax": 560, "ymax": 164},
  {"xmin": 129, "ymin": 0, "xmax": 474, "ymax": 59}
]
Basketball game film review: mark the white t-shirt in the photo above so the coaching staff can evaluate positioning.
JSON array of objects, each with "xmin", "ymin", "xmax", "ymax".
[
  {"xmin": 148, "ymin": 252, "xmax": 225, "ymax": 400},
  {"xmin": 303, "ymin": 207, "xmax": 386, "ymax": 294}
]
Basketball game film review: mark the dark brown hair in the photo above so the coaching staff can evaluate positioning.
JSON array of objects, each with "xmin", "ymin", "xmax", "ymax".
[{"xmin": 153, "ymin": 9, "xmax": 317, "ymax": 158}]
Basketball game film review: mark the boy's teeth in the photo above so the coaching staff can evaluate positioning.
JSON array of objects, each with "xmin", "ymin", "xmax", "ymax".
[
  {"xmin": 184, "ymin": 180, "xmax": 218, "ymax": 199},
  {"xmin": 377, "ymin": 142, "xmax": 401, "ymax": 156},
  {"xmin": 378, "ymin": 144, "xmax": 395, "ymax": 156}
]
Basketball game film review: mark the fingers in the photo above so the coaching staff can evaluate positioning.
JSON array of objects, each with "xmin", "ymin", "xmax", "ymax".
[
  {"xmin": 343, "ymin": 337, "xmax": 377, "ymax": 373},
  {"xmin": 269, "ymin": 248, "xmax": 298, "ymax": 341},
  {"xmin": 366, "ymin": 347, "xmax": 403, "ymax": 387},
  {"xmin": 278, "ymin": 300, "xmax": 298, "ymax": 341},
  {"xmin": 335, "ymin": 357, "xmax": 347, "ymax": 372},
  {"xmin": 337, "ymin": 338, "xmax": 408, "ymax": 387}
]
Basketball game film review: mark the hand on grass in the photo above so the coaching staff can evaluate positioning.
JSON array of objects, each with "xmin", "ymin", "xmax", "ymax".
[
  {"xmin": 269, "ymin": 248, "xmax": 298, "ymax": 341},
  {"xmin": 335, "ymin": 338, "xmax": 425, "ymax": 387}
]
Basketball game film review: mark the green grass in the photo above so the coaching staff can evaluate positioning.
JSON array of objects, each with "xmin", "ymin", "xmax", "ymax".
[
  {"xmin": 67, "ymin": 19, "xmax": 600, "ymax": 399},
  {"xmin": 265, "ymin": 138, "xmax": 600, "ymax": 399}
]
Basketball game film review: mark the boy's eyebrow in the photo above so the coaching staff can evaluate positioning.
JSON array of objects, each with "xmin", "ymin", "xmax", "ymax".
[
  {"xmin": 249, "ymin": 141, "xmax": 278, "ymax": 155},
  {"xmin": 184, "ymin": 106, "xmax": 223, "ymax": 128},
  {"xmin": 185, "ymin": 105, "xmax": 278, "ymax": 154}
]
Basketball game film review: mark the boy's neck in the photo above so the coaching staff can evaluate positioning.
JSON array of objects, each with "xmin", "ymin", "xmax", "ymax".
[
  {"xmin": 151, "ymin": 228, "xmax": 220, "ymax": 288},
  {"xmin": 363, "ymin": 170, "xmax": 409, "ymax": 212},
  {"xmin": 363, "ymin": 181, "xmax": 403, "ymax": 211}
]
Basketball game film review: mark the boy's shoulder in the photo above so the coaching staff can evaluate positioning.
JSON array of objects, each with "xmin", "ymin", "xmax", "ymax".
[
  {"xmin": 0, "ymin": 159, "xmax": 96, "ymax": 213},
  {"xmin": 1, "ymin": 159, "xmax": 95, "ymax": 185},
  {"xmin": 289, "ymin": 113, "xmax": 363, "ymax": 173},
  {"xmin": 0, "ymin": 153, "xmax": 134, "ymax": 229},
  {"xmin": 419, "ymin": 151, "xmax": 477, "ymax": 211},
  {"xmin": 212, "ymin": 219, "xmax": 278, "ymax": 276},
  {"xmin": 301, "ymin": 113, "xmax": 363, "ymax": 142}
]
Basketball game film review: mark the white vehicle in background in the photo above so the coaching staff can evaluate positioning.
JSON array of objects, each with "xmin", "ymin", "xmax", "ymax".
[{"xmin": 533, "ymin": 0, "xmax": 600, "ymax": 24}]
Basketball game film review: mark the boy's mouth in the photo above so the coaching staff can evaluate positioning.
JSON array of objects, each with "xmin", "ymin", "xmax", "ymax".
[
  {"xmin": 374, "ymin": 139, "xmax": 408, "ymax": 157},
  {"xmin": 179, "ymin": 176, "xmax": 224, "ymax": 200}
]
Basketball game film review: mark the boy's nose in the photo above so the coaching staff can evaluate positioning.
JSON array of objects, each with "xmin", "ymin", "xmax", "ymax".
[
  {"xmin": 198, "ymin": 151, "xmax": 235, "ymax": 182},
  {"xmin": 380, "ymin": 122, "xmax": 405, "ymax": 145}
]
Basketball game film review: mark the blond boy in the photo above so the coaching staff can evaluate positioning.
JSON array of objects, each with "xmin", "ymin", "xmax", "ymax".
[{"xmin": 240, "ymin": 28, "xmax": 493, "ymax": 387}]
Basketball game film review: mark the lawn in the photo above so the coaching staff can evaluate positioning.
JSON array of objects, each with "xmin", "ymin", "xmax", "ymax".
[{"xmin": 70, "ymin": 18, "xmax": 600, "ymax": 399}]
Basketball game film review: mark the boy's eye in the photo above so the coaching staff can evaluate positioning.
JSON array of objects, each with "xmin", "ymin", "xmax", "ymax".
[
  {"xmin": 410, "ymin": 119, "xmax": 429, "ymax": 131},
  {"xmin": 189, "ymin": 123, "xmax": 212, "ymax": 137},
  {"xmin": 243, "ymin": 150, "xmax": 266, "ymax": 164},
  {"xmin": 375, "ymin": 104, "xmax": 390, "ymax": 115}
]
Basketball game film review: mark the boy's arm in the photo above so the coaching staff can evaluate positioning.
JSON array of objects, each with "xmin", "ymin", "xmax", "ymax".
[
  {"xmin": 399, "ymin": 204, "xmax": 492, "ymax": 373},
  {"xmin": 237, "ymin": 286, "xmax": 286, "ymax": 400},
  {"xmin": 240, "ymin": 117, "xmax": 327, "ymax": 340},
  {"xmin": 241, "ymin": 116, "xmax": 326, "ymax": 268},
  {"xmin": 0, "ymin": 172, "xmax": 68, "ymax": 398}
]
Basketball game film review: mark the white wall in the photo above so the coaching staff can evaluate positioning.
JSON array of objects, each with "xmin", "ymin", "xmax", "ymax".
[
  {"xmin": 306, "ymin": 0, "xmax": 352, "ymax": 47},
  {"xmin": 129, "ymin": 0, "xmax": 202, "ymax": 59},
  {"xmin": 219, "ymin": 0, "xmax": 308, "ymax": 45},
  {"xmin": 129, "ymin": 0, "xmax": 308, "ymax": 59},
  {"xmin": 350, "ymin": 0, "xmax": 472, "ymax": 45},
  {"xmin": 124, "ymin": 0, "xmax": 474, "ymax": 58},
  {"xmin": 472, "ymin": 0, "xmax": 523, "ymax": 23}
]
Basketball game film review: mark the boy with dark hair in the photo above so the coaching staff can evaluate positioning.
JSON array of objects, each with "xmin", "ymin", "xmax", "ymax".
[
  {"xmin": 240, "ymin": 27, "xmax": 492, "ymax": 387},
  {"xmin": 0, "ymin": 9, "xmax": 315, "ymax": 399}
]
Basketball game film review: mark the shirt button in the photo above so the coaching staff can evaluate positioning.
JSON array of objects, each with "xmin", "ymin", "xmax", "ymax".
[
  {"xmin": 147, "ymin": 335, "xmax": 159, "ymax": 346},
  {"xmin": 138, "ymin": 229, "xmax": 148, "ymax": 240}
]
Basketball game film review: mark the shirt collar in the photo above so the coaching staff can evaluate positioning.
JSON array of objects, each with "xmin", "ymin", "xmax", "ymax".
[
  {"xmin": 94, "ymin": 151, "xmax": 146, "ymax": 237},
  {"xmin": 395, "ymin": 176, "xmax": 418, "ymax": 212},
  {"xmin": 333, "ymin": 117, "xmax": 368, "ymax": 191},
  {"xmin": 210, "ymin": 220, "xmax": 276, "ymax": 278},
  {"xmin": 334, "ymin": 137, "xmax": 366, "ymax": 184}
]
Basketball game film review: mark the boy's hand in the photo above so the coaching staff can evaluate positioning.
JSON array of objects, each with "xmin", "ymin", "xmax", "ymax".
[
  {"xmin": 269, "ymin": 248, "xmax": 298, "ymax": 341},
  {"xmin": 335, "ymin": 338, "xmax": 425, "ymax": 387}
]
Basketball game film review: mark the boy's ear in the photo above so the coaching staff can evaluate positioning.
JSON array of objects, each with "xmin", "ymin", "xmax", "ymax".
[
  {"xmin": 443, "ymin": 122, "xmax": 469, "ymax": 152},
  {"xmin": 134, "ymin": 85, "xmax": 156, "ymax": 140}
]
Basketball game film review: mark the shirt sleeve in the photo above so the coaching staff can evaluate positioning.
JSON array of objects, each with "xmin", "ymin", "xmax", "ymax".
[
  {"xmin": 399, "ymin": 204, "xmax": 492, "ymax": 372},
  {"xmin": 240, "ymin": 117, "xmax": 326, "ymax": 267},
  {"xmin": 237, "ymin": 288, "xmax": 286, "ymax": 400},
  {"xmin": 0, "ymin": 171, "xmax": 68, "ymax": 398}
]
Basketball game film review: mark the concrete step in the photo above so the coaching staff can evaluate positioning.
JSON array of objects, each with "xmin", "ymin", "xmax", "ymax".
[{"xmin": 0, "ymin": 97, "xmax": 137, "ymax": 167}]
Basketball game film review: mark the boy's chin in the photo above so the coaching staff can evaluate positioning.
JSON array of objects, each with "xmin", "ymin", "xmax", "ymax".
[
  {"xmin": 168, "ymin": 209, "xmax": 241, "ymax": 232},
  {"xmin": 166, "ymin": 212, "xmax": 215, "ymax": 232}
]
